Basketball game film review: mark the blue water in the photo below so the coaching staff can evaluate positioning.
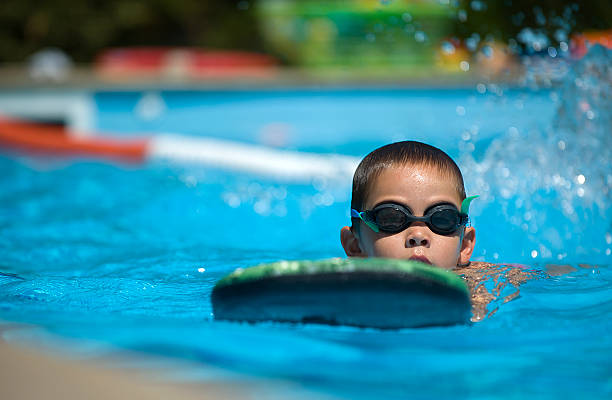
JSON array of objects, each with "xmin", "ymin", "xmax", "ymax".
[{"xmin": 1, "ymin": 50, "xmax": 611, "ymax": 399}]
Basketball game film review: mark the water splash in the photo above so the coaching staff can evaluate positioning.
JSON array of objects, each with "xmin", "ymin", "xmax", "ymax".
[{"xmin": 462, "ymin": 44, "xmax": 612, "ymax": 262}]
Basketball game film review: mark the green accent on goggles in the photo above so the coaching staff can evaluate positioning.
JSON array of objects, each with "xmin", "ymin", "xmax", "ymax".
[{"xmin": 461, "ymin": 195, "xmax": 479, "ymax": 215}]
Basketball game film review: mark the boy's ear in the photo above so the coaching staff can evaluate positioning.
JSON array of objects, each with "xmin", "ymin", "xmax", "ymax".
[
  {"xmin": 459, "ymin": 226, "xmax": 476, "ymax": 266},
  {"xmin": 340, "ymin": 226, "xmax": 366, "ymax": 257}
]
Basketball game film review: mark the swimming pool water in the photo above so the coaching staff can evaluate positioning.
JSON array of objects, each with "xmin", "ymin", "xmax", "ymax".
[{"xmin": 1, "ymin": 50, "xmax": 611, "ymax": 399}]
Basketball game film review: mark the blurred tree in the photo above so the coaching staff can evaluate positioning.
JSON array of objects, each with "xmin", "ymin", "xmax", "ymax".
[
  {"xmin": 0, "ymin": 0, "xmax": 264, "ymax": 62},
  {"xmin": 453, "ymin": 0, "xmax": 612, "ymax": 53},
  {"xmin": 1, "ymin": 0, "xmax": 611, "ymax": 63}
]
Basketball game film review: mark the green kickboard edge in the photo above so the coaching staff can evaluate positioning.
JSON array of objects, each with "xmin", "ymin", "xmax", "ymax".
[{"xmin": 213, "ymin": 257, "xmax": 469, "ymax": 297}]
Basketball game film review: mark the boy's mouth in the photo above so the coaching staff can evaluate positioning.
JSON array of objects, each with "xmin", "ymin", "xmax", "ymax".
[{"xmin": 409, "ymin": 255, "xmax": 432, "ymax": 265}]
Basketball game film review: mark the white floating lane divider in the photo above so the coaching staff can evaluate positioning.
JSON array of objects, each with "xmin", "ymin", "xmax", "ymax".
[
  {"xmin": 0, "ymin": 115, "xmax": 359, "ymax": 183},
  {"xmin": 148, "ymin": 134, "xmax": 360, "ymax": 182}
]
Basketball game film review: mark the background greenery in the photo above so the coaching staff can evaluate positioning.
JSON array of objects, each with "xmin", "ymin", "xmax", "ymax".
[
  {"xmin": 0, "ymin": 0, "xmax": 610, "ymax": 64},
  {"xmin": 0, "ymin": 0, "xmax": 261, "ymax": 62}
]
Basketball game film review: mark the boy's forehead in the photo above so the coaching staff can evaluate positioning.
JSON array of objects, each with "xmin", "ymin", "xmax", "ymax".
[{"xmin": 363, "ymin": 163, "xmax": 463, "ymax": 205}]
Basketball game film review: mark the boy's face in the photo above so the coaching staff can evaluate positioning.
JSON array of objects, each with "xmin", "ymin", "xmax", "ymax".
[{"xmin": 341, "ymin": 164, "xmax": 475, "ymax": 269}]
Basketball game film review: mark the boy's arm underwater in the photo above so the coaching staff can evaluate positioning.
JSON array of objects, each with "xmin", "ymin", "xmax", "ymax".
[
  {"xmin": 454, "ymin": 261, "xmax": 537, "ymax": 321},
  {"xmin": 457, "ymin": 261, "xmax": 593, "ymax": 321}
]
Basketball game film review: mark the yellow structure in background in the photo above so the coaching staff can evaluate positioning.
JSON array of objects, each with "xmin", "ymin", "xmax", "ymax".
[{"xmin": 257, "ymin": 0, "xmax": 455, "ymax": 71}]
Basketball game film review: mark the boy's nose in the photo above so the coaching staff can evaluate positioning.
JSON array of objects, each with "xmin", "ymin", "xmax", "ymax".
[{"xmin": 406, "ymin": 231, "xmax": 429, "ymax": 247}]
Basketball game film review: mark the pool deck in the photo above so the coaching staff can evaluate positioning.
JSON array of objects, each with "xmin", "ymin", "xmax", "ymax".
[
  {"xmin": 0, "ymin": 323, "xmax": 329, "ymax": 400},
  {"xmin": 0, "ymin": 340, "xmax": 223, "ymax": 400},
  {"xmin": 0, "ymin": 63, "xmax": 528, "ymax": 91}
]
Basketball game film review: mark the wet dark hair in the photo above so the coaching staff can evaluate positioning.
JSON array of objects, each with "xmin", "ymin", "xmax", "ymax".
[{"xmin": 351, "ymin": 141, "xmax": 466, "ymax": 219}]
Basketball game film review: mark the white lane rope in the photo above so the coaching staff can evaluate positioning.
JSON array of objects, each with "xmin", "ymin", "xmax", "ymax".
[{"xmin": 148, "ymin": 134, "xmax": 359, "ymax": 182}]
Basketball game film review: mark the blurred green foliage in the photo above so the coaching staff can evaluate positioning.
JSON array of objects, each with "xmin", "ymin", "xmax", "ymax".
[
  {"xmin": 0, "ymin": 0, "xmax": 610, "ymax": 63},
  {"xmin": 0, "ymin": 0, "xmax": 263, "ymax": 62},
  {"xmin": 257, "ymin": 0, "xmax": 455, "ymax": 68}
]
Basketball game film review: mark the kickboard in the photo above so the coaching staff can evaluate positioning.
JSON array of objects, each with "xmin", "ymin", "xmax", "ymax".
[{"xmin": 211, "ymin": 258, "xmax": 471, "ymax": 329}]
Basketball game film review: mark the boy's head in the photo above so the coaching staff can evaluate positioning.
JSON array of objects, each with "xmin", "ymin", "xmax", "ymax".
[{"xmin": 340, "ymin": 141, "xmax": 476, "ymax": 269}]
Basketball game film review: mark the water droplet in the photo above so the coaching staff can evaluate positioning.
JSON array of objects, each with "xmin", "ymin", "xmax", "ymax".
[
  {"xmin": 554, "ymin": 29, "xmax": 567, "ymax": 42},
  {"xmin": 470, "ymin": 1, "xmax": 485, "ymax": 11},
  {"xmin": 441, "ymin": 41, "xmax": 456, "ymax": 55},
  {"xmin": 534, "ymin": 6, "xmax": 546, "ymax": 25},
  {"xmin": 558, "ymin": 140, "xmax": 566, "ymax": 150},
  {"xmin": 254, "ymin": 199, "xmax": 270, "ymax": 215},
  {"xmin": 531, "ymin": 250, "xmax": 538, "ymax": 258},
  {"xmin": 457, "ymin": 10, "xmax": 467, "ymax": 22},
  {"xmin": 575, "ymin": 78, "xmax": 584, "ymax": 88},
  {"xmin": 577, "ymin": 187, "xmax": 585, "ymax": 197},
  {"xmin": 517, "ymin": 27, "xmax": 549, "ymax": 53},
  {"xmin": 605, "ymin": 232, "xmax": 611, "ymax": 244},
  {"xmin": 549, "ymin": 91, "xmax": 559, "ymax": 102},
  {"xmin": 575, "ymin": 174, "xmax": 586, "ymax": 185},
  {"xmin": 402, "ymin": 13, "xmax": 413, "ymax": 22},
  {"xmin": 547, "ymin": 47, "xmax": 557, "ymax": 58},
  {"xmin": 606, "ymin": 249, "xmax": 611, "ymax": 256},
  {"xmin": 586, "ymin": 110, "xmax": 595, "ymax": 120},
  {"xmin": 224, "ymin": 193, "xmax": 241, "ymax": 208},
  {"xmin": 135, "ymin": 92, "xmax": 166, "ymax": 121},
  {"xmin": 559, "ymin": 41, "xmax": 569, "ymax": 52},
  {"xmin": 466, "ymin": 37, "xmax": 479, "ymax": 52},
  {"xmin": 366, "ymin": 33, "xmax": 376, "ymax": 43},
  {"xmin": 459, "ymin": 61, "xmax": 470, "ymax": 71},
  {"xmin": 456, "ymin": 105, "xmax": 466, "ymax": 116},
  {"xmin": 481, "ymin": 45, "xmax": 493, "ymax": 58},
  {"xmin": 198, "ymin": 267, "xmax": 206, "ymax": 273},
  {"xmin": 414, "ymin": 31, "xmax": 426, "ymax": 42},
  {"xmin": 476, "ymin": 83, "xmax": 486, "ymax": 93}
]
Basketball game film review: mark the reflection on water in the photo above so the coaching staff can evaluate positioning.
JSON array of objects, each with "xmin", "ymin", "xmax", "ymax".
[{"xmin": 461, "ymin": 45, "xmax": 612, "ymax": 264}]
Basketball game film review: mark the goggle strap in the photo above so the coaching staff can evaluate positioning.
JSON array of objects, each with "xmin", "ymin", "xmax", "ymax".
[
  {"xmin": 364, "ymin": 219, "xmax": 380, "ymax": 233},
  {"xmin": 461, "ymin": 195, "xmax": 479, "ymax": 215},
  {"xmin": 351, "ymin": 209, "xmax": 379, "ymax": 233}
]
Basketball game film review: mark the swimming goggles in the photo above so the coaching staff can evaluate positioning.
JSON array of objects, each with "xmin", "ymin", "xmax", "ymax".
[{"xmin": 351, "ymin": 195, "xmax": 478, "ymax": 236}]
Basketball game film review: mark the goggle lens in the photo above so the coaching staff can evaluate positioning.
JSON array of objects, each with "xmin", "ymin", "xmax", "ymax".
[
  {"xmin": 354, "ymin": 203, "xmax": 468, "ymax": 235},
  {"xmin": 429, "ymin": 208, "xmax": 459, "ymax": 232},
  {"xmin": 375, "ymin": 207, "xmax": 407, "ymax": 231}
]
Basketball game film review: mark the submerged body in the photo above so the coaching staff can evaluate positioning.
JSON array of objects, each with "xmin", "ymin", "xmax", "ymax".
[{"xmin": 456, "ymin": 261, "xmax": 541, "ymax": 321}]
